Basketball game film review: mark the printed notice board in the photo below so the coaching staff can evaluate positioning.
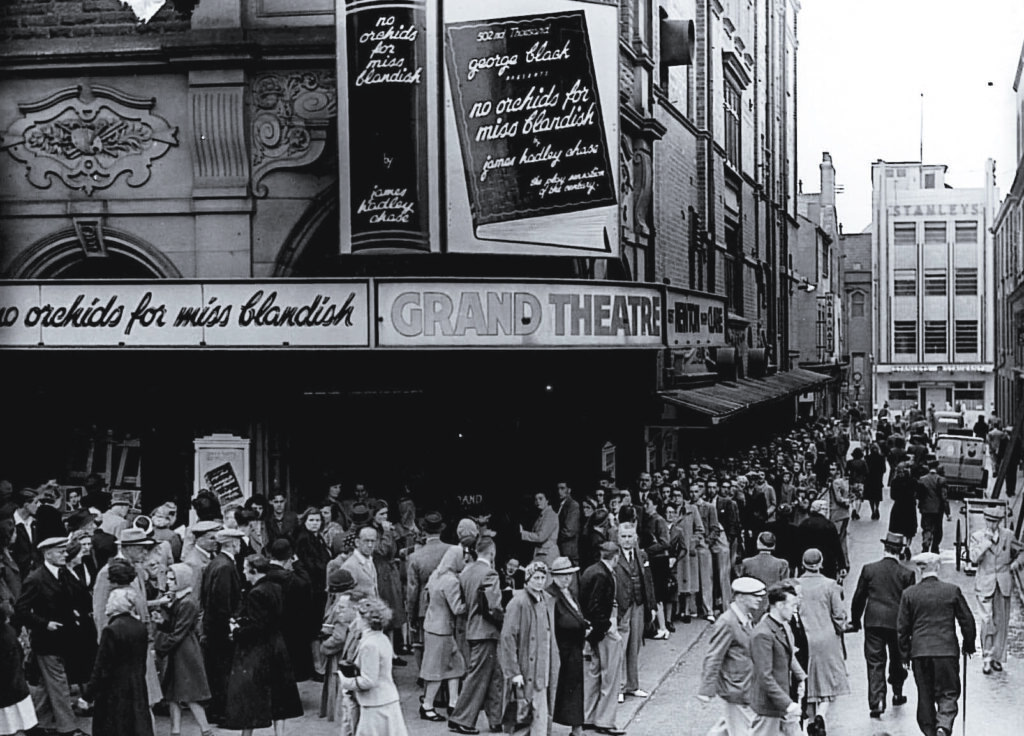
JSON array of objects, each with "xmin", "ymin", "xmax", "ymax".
[{"xmin": 444, "ymin": 11, "xmax": 616, "ymax": 227}]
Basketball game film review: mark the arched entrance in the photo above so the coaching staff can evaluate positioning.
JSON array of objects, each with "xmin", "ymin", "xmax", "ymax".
[{"xmin": 5, "ymin": 226, "xmax": 182, "ymax": 279}]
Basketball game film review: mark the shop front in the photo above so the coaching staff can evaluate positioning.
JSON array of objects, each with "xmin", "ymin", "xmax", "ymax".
[
  {"xmin": 0, "ymin": 278, "xmax": 663, "ymax": 518},
  {"xmin": 873, "ymin": 363, "xmax": 993, "ymax": 419}
]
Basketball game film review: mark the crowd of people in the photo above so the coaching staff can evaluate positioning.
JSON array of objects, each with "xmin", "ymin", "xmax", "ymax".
[{"xmin": 0, "ymin": 404, "xmax": 1020, "ymax": 736}]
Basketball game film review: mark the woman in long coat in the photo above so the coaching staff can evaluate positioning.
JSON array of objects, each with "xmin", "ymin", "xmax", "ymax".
[
  {"xmin": 293, "ymin": 506, "xmax": 332, "ymax": 674},
  {"xmin": 549, "ymin": 558, "xmax": 587, "ymax": 736},
  {"xmin": 369, "ymin": 502, "xmax": 408, "ymax": 653},
  {"xmin": 222, "ymin": 554, "xmax": 304, "ymax": 736},
  {"xmin": 669, "ymin": 498, "xmax": 705, "ymax": 622},
  {"xmin": 419, "ymin": 546, "xmax": 467, "ymax": 721},
  {"xmin": 89, "ymin": 587, "xmax": 154, "ymax": 736},
  {"xmin": 798, "ymin": 550, "xmax": 850, "ymax": 727},
  {"xmin": 865, "ymin": 442, "xmax": 887, "ymax": 520},
  {"xmin": 154, "ymin": 563, "xmax": 213, "ymax": 736},
  {"xmin": 888, "ymin": 461, "xmax": 918, "ymax": 557}
]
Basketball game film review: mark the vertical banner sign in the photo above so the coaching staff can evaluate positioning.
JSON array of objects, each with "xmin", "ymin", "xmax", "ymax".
[
  {"xmin": 443, "ymin": 2, "xmax": 619, "ymax": 255},
  {"xmin": 342, "ymin": 0, "xmax": 430, "ymax": 252}
]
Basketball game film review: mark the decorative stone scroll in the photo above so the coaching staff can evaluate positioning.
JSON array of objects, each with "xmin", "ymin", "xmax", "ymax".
[
  {"xmin": 250, "ymin": 71, "xmax": 337, "ymax": 197},
  {"xmin": 0, "ymin": 84, "xmax": 179, "ymax": 196}
]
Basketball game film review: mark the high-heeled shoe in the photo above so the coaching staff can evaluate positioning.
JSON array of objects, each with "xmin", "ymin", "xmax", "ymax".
[{"xmin": 420, "ymin": 705, "xmax": 445, "ymax": 722}]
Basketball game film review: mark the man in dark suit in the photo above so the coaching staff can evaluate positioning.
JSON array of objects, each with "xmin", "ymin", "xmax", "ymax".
[
  {"xmin": 10, "ymin": 488, "xmax": 41, "ymax": 579},
  {"xmin": 201, "ymin": 527, "xmax": 244, "ymax": 723},
  {"xmin": 795, "ymin": 499, "xmax": 846, "ymax": 579},
  {"xmin": 14, "ymin": 536, "xmax": 89, "ymax": 736},
  {"xmin": 848, "ymin": 532, "xmax": 917, "ymax": 718},
  {"xmin": 581, "ymin": 541, "xmax": 625, "ymax": 735},
  {"xmin": 750, "ymin": 581, "xmax": 804, "ymax": 736},
  {"xmin": 449, "ymin": 535, "xmax": 505, "ymax": 735},
  {"xmin": 614, "ymin": 521, "xmax": 656, "ymax": 700},
  {"xmin": 556, "ymin": 480, "xmax": 581, "ymax": 565},
  {"xmin": 697, "ymin": 577, "xmax": 765, "ymax": 736},
  {"xmin": 897, "ymin": 552, "xmax": 977, "ymax": 736},
  {"xmin": 739, "ymin": 532, "xmax": 790, "ymax": 587},
  {"xmin": 917, "ymin": 464, "xmax": 949, "ymax": 554}
]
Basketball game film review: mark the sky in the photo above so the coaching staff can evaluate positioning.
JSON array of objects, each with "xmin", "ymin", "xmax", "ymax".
[{"xmin": 797, "ymin": 0, "xmax": 1024, "ymax": 233}]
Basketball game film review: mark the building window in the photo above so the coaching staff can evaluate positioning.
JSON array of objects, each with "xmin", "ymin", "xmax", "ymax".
[
  {"xmin": 893, "ymin": 272, "xmax": 916, "ymax": 296},
  {"xmin": 924, "ymin": 271, "xmax": 947, "ymax": 296},
  {"xmin": 724, "ymin": 219, "xmax": 743, "ymax": 315},
  {"xmin": 850, "ymin": 292, "xmax": 865, "ymax": 317},
  {"xmin": 924, "ymin": 222, "xmax": 946, "ymax": 244},
  {"xmin": 955, "ymin": 320, "xmax": 979, "ymax": 353},
  {"xmin": 955, "ymin": 268, "xmax": 978, "ymax": 295},
  {"xmin": 924, "ymin": 320, "xmax": 947, "ymax": 354},
  {"xmin": 897, "ymin": 168, "xmax": 907, "ymax": 177},
  {"xmin": 953, "ymin": 381, "xmax": 985, "ymax": 403},
  {"xmin": 724, "ymin": 82, "xmax": 741, "ymax": 169},
  {"xmin": 889, "ymin": 381, "xmax": 918, "ymax": 401},
  {"xmin": 894, "ymin": 321, "xmax": 917, "ymax": 353},
  {"xmin": 893, "ymin": 222, "xmax": 916, "ymax": 245},
  {"xmin": 955, "ymin": 221, "xmax": 978, "ymax": 243},
  {"xmin": 924, "ymin": 172, "xmax": 936, "ymax": 188}
]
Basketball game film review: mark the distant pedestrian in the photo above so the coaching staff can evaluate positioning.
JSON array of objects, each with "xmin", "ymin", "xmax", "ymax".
[
  {"xmin": 916, "ymin": 463, "xmax": 949, "ymax": 554},
  {"xmin": 520, "ymin": 492, "xmax": 560, "ymax": 564},
  {"xmin": 888, "ymin": 462, "xmax": 918, "ymax": 557},
  {"xmin": 897, "ymin": 553, "xmax": 976, "ymax": 736},
  {"xmin": 864, "ymin": 443, "xmax": 886, "ymax": 521},
  {"xmin": 848, "ymin": 533, "xmax": 915, "ymax": 718}
]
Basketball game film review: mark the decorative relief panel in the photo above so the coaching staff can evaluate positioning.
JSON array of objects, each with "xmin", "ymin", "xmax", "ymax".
[
  {"xmin": 0, "ymin": 84, "xmax": 178, "ymax": 196},
  {"xmin": 250, "ymin": 71, "xmax": 336, "ymax": 197}
]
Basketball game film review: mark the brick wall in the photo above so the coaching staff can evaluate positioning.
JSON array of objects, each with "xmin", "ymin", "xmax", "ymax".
[{"xmin": 1, "ymin": 0, "xmax": 191, "ymax": 42}]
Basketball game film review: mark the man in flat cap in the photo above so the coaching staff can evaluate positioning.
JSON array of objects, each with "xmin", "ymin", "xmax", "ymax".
[
  {"xmin": 99, "ymin": 495, "xmax": 131, "ymax": 538},
  {"xmin": 15, "ymin": 537, "xmax": 90, "ymax": 736},
  {"xmin": 581, "ymin": 540, "xmax": 625, "ymax": 735},
  {"xmin": 739, "ymin": 532, "xmax": 790, "ymax": 588},
  {"xmin": 181, "ymin": 519, "xmax": 221, "ymax": 602},
  {"xmin": 848, "ymin": 532, "xmax": 916, "ymax": 717},
  {"xmin": 897, "ymin": 552, "xmax": 976, "ymax": 736},
  {"xmin": 698, "ymin": 576, "xmax": 766, "ymax": 736},
  {"xmin": 201, "ymin": 527, "xmax": 244, "ymax": 723},
  {"xmin": 969, "ymin": 506, "xmax": 1022, "ymax": 674}
]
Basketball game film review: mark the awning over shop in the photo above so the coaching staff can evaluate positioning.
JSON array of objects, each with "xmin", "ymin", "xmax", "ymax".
[{"xmin": 659, "ymin": 367, "xmax": 832, "ymax": 424}]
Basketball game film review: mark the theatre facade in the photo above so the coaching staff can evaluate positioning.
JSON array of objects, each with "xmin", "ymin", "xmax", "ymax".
[{"xmin": 0, "ymin": 0, "xmax": 818, "ymax": 514}]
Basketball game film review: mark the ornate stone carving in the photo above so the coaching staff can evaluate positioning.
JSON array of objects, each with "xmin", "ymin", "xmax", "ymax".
[
  {"xmin": 0, "ymin": 84, "xmax": 178, "ymax": 196},
  {"xmin": 250, "ymin": 71, "xmax": 337, "ymax": 197}
]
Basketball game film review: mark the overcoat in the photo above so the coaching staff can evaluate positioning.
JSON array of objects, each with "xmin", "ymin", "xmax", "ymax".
[
  {"xmin": 265, "ymin": 563, "xmax": 315, "ymax": 681},
  {"xmin": 154, "ymin": 594, "xmax": 211, "ymax": 703},
  {"xmin": 798, "ymin": 572, "xmax": 850, "ymax": 700},
  {"xmin": 89, "ymin": 613, "xmax": 154, "ymax": 736},
  {"xmin": 499, "ymin": 588, "xmax": 559, "ymax": 705},
  {"xmin": 222, "ymin": 576, "xmax": 304, "ymax": 729},
  {"xmin": 550, "ymin": 583, "xmax": 587, "ymax": 727},
  {"xmin": 669, "ymin": 505, "xmax": 704, "ymax": 594}
]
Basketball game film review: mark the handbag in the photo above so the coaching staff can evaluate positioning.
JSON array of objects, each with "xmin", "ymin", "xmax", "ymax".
[
  {"xmin": 338, "ymin": 659, "xmax": 361, "ymax": 678},
  {"xmin": 502, "ymin": 682, "xmax": 533, "ymax": 731}
]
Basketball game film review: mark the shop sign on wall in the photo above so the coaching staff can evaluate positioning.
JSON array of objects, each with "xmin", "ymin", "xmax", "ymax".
[
  {"xmin": 443, "ymin": 0, "xmax": 619, "ymax": 256},
  {"xmin": 0, "ymin": 281, "xmax": 371, "ymax": 348},
  {"xmin": 376, "ymin": 280, "xmax": 663, "ymax": 347},
  {"xmin": 664, "ymin": 287, "xmax": 727, "ymax": 346},
  {"xmin": 338, "ymin": 0, "xmax": 434, "ymax": 252}
]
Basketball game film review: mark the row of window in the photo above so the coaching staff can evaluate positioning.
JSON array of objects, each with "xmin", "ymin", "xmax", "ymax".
[
  {"xmin": 893, "ymin": 268, "xmax": 978, "ymax": 296},
  {"xmin": 893, "ymin": 221, "xmax": 978, "ymax": 244},
  {"xmin": 893, "ymin": 320, "xmax": 979, "ymax": 354},
  {"xmin": 888, "ymin": 381, "xmax": 985, "ymax": 402}
]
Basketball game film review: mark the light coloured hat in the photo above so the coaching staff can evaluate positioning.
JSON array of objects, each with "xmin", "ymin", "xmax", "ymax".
[
  {"xmin": 982, "ymin": 508, "xmax": 1004, "ymax": 522},
  {"xmin": 911, "ymin": 551, "xmax": 942, "ymax": 567},
  {"xmin": 802, "ymin": 548, "xmax": 823, "ymax": 569},
  {"xmin": 549, "ymin": 556, "xmax": 579, "ymax": 575},
  {"xmin": 36, "ymin": 536, "xmax": 69, "ymax": 551},
  {"xmin": 191, "ymin": 520, "xmax": 223, "ymax": 535},
  {"xmin": 810, "ymin": 498, "xmax": 829, "ymax": 515},
  {"xmin": 117, "ymin": 528, "xmax": 156, "ymax": 547},
  {"xmin": 214, "ymin": 528, "xmax": 246, "ymax": 544},
  {"xmin": 731, "ymin": 576, "xmax": 767, "ymax": 595}
]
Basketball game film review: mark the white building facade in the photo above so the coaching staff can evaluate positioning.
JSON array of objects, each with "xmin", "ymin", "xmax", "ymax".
[{"xmin": 871, "ymin": 160, "xmax": 998, "ymax": 416}]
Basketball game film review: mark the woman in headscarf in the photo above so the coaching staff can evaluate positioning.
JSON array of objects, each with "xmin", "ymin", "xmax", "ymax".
[
  {"xmin": 419, "ymin": 545, "xmax": 467, "ymax": 721},
  {"xmin": 222, "ymin": 554, "xmax": 303, "ymax": 736},
  {"xmin": 154, "ymin": 563, "xmax": 213, "ymax": 736},
  {"xmin": 90, "ymin": 587, "xmax": 154, "ymax": 736},
  {"xmin": 338, "ymin": 597, "xmax": 410, "ymax": 736}
]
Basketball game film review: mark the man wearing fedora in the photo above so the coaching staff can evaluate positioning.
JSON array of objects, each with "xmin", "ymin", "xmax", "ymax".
[
  {"xmin": 15, "ymin": 536, "xmax": 90, "ymax": 736},
  {"xmin": 848, "ymin": 532, "xmax": 916, "ymax": 718},
  {"xmin": 200, "ymin": 527, "xmax": 245, "ymax": 723},
  {"xmin": 99, "ymin": 495, "xmax": 130, "ymax": 538},
  {"xmin": 739, "ymin": 532, "xmax": 790, "ymax": 588},
  {"xmin": 407, "ymin": 512, "xmax": 453, "ymax": 649},
  {"xmin": 969, "ymin": 506, "xmax": 1023, "ymax": 674},
  {"xmin": 897, "ymin": 552, "xmax": 976, "ymax": 736}
]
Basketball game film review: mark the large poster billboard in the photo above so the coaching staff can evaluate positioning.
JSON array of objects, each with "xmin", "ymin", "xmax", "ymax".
[{"xmin": 443, "ymin": 0, "xmax": 619, "ymax": 255}]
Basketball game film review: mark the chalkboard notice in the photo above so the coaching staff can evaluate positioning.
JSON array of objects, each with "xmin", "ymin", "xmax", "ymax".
[
  {"xmin": 445, "ymin": 11, "xmax": 616, "ymax": 227},
  {"xmin": 346, "ymin": 0, "xmax": 430, "ymax": 251},
  {"xmin": 204, "ymin": 462, "xmax": 244, "ymax": 509}
]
